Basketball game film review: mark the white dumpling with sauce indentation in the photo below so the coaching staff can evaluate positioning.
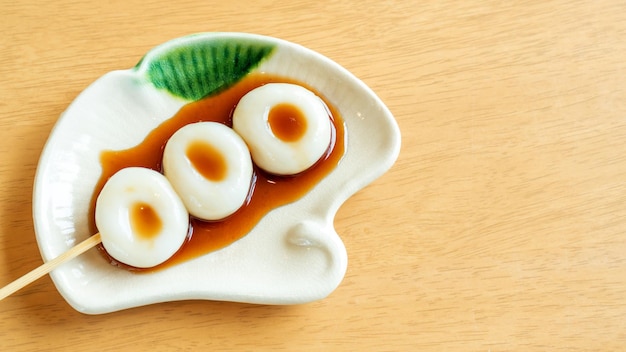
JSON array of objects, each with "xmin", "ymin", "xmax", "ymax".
[
  {"xmin": 232, "ymin": 83, "xmax": 332, "ymax": 175},
  {"xmin": 163, "ymin": 122, "xmax": 253, "ymax": 221},
  {"xmin": 95, "ymin": 167, "xmax": 189, "ymax": 268}
]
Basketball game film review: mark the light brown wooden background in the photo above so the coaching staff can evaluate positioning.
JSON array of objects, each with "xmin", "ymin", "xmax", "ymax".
[{"xmin": 2, "ymin": 0, "xmax": 626, "ymax": 350}]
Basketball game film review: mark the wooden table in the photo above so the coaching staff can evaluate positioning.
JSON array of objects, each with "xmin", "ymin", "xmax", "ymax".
[{"xmin": 2, "ymin": 0, "xmax": 626, "ymax": 350}]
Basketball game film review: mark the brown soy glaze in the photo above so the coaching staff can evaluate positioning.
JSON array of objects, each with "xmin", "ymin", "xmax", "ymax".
[
  {"xmin": 186, "ymin": 140, "xmax": 227, "ymax": 181},
  {"xmin": 88, "ymin": 73, "xmax": 345, "ymax": 272},
  {"xmin": 130, "ymin": 202, "xmax": 162, "ymax": 240},
  {"xmin": 268, "ymin": 103, "xmax": 307, "ymax": 142}
]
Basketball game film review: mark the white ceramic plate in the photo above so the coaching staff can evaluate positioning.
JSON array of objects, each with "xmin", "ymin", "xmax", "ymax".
[{"xmin": 33, "ymin": 32, "xmax": 401, "ymax": 314}]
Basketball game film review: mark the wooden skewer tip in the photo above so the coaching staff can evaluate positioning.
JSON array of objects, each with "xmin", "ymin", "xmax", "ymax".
[{"xmin": 0, "ymin": 233, "xmax": 102, "ymax": 301}]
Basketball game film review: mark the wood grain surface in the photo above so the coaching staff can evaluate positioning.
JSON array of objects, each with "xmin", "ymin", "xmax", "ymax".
[{"xmin": 2, "ymin": 0, "xmax": 626, "ymax": 350}]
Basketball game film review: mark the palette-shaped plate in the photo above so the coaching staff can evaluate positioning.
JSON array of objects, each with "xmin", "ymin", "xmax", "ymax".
[{"xmin": 33, "ymin": 33, "xmax": 401, "ymax": 314}]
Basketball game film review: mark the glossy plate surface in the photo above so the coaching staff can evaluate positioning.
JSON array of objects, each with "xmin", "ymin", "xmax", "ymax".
[{"xmin": 33, "ymin": 32, "xmax": 401, "ymax": 314}]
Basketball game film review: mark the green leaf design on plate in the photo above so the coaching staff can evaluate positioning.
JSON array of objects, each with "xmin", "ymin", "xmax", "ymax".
[{"xmin": 139, "ymin": 38, "xmax": 275, "ymax": 101}]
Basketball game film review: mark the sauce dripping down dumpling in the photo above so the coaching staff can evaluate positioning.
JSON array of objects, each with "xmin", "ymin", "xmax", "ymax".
[
  {"xmin": 232, "ymin": 83, "xmax": 332, "ymax": 175},
  {"xmin": 163, "ymin": 122, "xmax": 253, "ymax": 221},
  {"xmin": 95, "ymin": 167, "xmax": 189, "ymax": 268}
]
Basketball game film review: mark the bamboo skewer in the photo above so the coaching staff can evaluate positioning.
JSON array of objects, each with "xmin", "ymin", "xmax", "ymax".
[{"xmin": 0, "ymin": 233, "xmax": 102, "ymax": 301}]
